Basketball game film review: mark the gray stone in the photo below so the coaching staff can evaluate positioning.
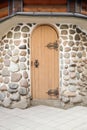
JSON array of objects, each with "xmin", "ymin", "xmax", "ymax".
[
  {"xmin": 72, "ymin": 47, "xmax": 78, "ymax": 51},
  {"xmin": 19, "ymin": 45, "xmax": 26, "ymax": 49},
  {"xmin": 13, "ymin": 49, "xmax": 19, "ymax": 56},
  {"xmin": 69, "ymin": 29, "xmax": 75, "ymax": 34},
  {"xmin": 0, "ymin": 85, "xmax": 7, "ymax": 91},
  {"xmin": 18, "ymin": 87, "xmax": 28, "ymax": 95},
  {"xmin": 61, "ymin": 36, "xmax": 68, "ymax": 40},
  {"xmin": 62, "ymin": 96, "xmax": 70, "ymax": 103},
  {"xmin": 71, "ymin": 52, "xmax": 76, "ymax": 57},
  {"xmin": 20, "ymin": 57, "xmax": 26, "ymax": 62},
  {"xmin": 84, "ymin": 42, "xmax": 87, "ymax": 46},
  {"xmin": 63, "ymin": 75, "xmax": 69, "ymax": 81},
  {"xmin": 11, "ymin": 98, "xmax": 30, "ymax": 109},
  {"xmin": 10, "ymin": 93, "xmax": 20, "ymax": 101},
  {"xmin": 14, "ymin": 33, "xmax": 21, "ymax": 39},
  {"xmin": 71, "ymin": 95, "xmax": 82, "ymax": 104},
  {"xmin": 77, "ymin": 67, "xmax": 83, "ymax": 73},
  {"xmin": 69, "ymin": 67, "xmax": 75, "ymax": 72},
  {"xmin": 60, "ymin": 45, "xmax": 63, "ymax": 51},
  {"xmin": 75, "ymin": 34, "xmax": 80, "ymax": 41},
  {"xmin": 65, "ymin": 59, "xmax": 70, "ymax": 64},
  {"xmin": 20, "ymin": 51, "xmax": 26, "ymax": 56},
  {"xmin": 63, "ymin": 81, "xmax": 69, "ymax": 86},
  {"xmin": 20, "ymin": 63, "xmax": 26, "ymax": 70},
  {"xmin": 5, "ymin": 44, "xmax": 9, "ymax": 49},
  {"xmin": 11, "ymin": 73, "xmax": 22, "ymax": 82},
  {"xmin": 23, "ymin": 71, "xmax": 28, "ymax": 79},
  {"xmin": 21, "ymin": 26, "xmax": 30, "ymax": 32},
  {"xmin": 60, "ymin": 25, "xmax": 68, "ymax": 29},
  {"xmin": 61, "ymin": 30, "xmax": 68, "ymax": 35},
  {"xmin": 4, "ymin": 77, "xmax": 9, "ymax": 84},
  {"xmin": 14, "ymin": 26, "xmax": 21, "ymax": 31},
  {"xmin": 14, "ymin": 40, "xmax": 21, "ymax": 46},
  {"xmin": 76, "ymin": 28, "xmax": 81, "ymax": 33},
  {"xmin": 0, "ymin": 92, "xmax": 6, "ymax": 101},
  {"xmin": 7, "ymin": 50, "xmax": 12, "ymax": 56},
  {"xmin": 10, "ymin": 62, "xmax": 19, "ymax": 72},
  {"xmin": 69, "ymin": 86, "xmax": 76, "ymax": 92},
  {"xmin": 8, "ymin": 88, "xmax": 18, "ymax": 93},
  {"xmin": 9, "ymin": 83, "xmax": 19, "ymax": 89},
  {"xmin": 7, "ymin": 31, "xmax": 13, "ymax": 38},
  {"xmin": 2, "ymin": 97, "xmax": 12, "ymax": 107},
  {"xmin": 4, "ymin": 59, "xmax": 10, "ymax": 66},
  {"xmin": 64, "ymin": 53, "xmax": 70, "ymax": 58},
  {"xmin": 20, "ymin": 79, "xmax": 28, "ymax": 88},
  {"xmin": 63, "ymin": 91, "xmax": 76, "ymax": 97},
  {"xmin": 77, "ymin": 52, "xmax": 82, "ymax": 58},
  {"xmin": 68, "ymin": 41, "xmax": 74, "ymax": 47},
  {"xmin": 11, "ymin": 56, "xmax": 19, "ymax": 63},
  {"xmin": 2, "ymin": 68, "xmax": 10, "ymax": 77},
  {"xmin": 70, "ymin": 72, "xmax": 76, "ymax": 79},
  {"xmin": 65, "ymin": 47, "xmax": 71, "ymax": 52},
  {"xmin": 63, "ymin": 70, "xmax": 69, "ymax": 75}
]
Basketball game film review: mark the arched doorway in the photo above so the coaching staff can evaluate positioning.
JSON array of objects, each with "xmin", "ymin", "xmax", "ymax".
[{"xmin": 31, "ymin": 24, "xmax": 59, "ymax": 99}]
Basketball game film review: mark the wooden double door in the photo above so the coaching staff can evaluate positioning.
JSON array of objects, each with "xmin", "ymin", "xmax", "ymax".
[{"xmin": 31, "ymin": 25, "xmax": 59, "ymax": 99}]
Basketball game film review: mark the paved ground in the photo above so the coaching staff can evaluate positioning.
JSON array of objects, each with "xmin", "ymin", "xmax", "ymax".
[{"xmin": 0, "ymin": 105, "xmax": 87, "ymax": 130}]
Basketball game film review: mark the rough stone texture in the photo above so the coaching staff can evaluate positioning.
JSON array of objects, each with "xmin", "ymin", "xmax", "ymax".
[
  {"xmin": 20, "ymin": 79, "xmax": 28, "ymax": 88},
  {"xmin": 11, "ymin": 56, "xmax": 19, "ymax": 63},
  {"xmin": 20, "ymin": 51, "xmax": 26, "ymax": 56},
  {"xmin": 2, "ymin": 97, "xmax": 12, "ymax": 107},
  {"xmin": 9, "ymin": 83, "xmax": 19, "ymax": 89},
  {"xmin": 2, "ymin": 68, "xmax": 10, "ymax": 77},
  {"xmin": 0, "ymin": 85, "xmax": 7, "ymax": 91},
  {"xmin": 18, "ymin": 87, "xmax": 28, "ymax": 95},
  {"xmin": 10, "ymin": 62, "xmax": 19, "ymax": 72},
  {"xmin": 23, "ymin": 71, "xmax": 28, "ymax": 79},
  {"xmin": 4, "ymin": 77, "xmax": 9, "ymax": 84},
  {"xmin": 4, "ymin": 59, "xmax": 10, "ymax": 66},
  {"xmin": 20, "ymin": 63, "xmax": 26, "ymax": 70},
  {"xmin": 10, "ymin": 93, "xmax": 20, "ymax": 101},
  {"xmin": 11, "ymin": 73, "xmax": 22, "ymax": 82}
]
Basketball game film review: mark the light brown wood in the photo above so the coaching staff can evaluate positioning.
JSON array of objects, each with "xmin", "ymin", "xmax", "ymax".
[{"xmin": 31, "ymin": 25, "xmax": 59, "ymax": 99}]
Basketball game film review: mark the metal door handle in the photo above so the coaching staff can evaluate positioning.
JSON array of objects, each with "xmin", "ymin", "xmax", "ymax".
[{"xmin": 34, "ymin": 59, "xmax": 39, "ymax": 68}]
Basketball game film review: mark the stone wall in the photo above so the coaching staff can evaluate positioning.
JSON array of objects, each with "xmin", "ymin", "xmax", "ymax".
[{"xmin": 0, "ymin": 22, "xmax": 87, "ymax": 109}]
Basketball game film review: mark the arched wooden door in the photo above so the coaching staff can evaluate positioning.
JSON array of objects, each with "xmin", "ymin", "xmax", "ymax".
[{"xmin": 31, "ymin": 25, "xmax": 59, "ymax": 99}]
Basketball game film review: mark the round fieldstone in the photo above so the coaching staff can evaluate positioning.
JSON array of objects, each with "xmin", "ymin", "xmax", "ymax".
[
  {"xmin": 21, "ymin": 26, "xmax": 30, "ymax": 32},
  {"xmin": 77, "ymin": 67, "xmax": 83, "ymax": 73},
  {"xmin": 0, "ymin": 85, "xmax": 7, "ymax": 91},
  {"xmin": 11, "ymin": 73, "xmax": 22, "ymax": 82},
  {"xmin": 14, "ymin": 40, "xmax": 21, "ymax": 46},
  {"xmin": 22, "ymin": 33, "xmax": 27, "ymax": 38},
  {"xmin": 8, "ymin": 88, "xmax": 18, "ymax": 93},
  {"xmin": 23, "ymin": 71, "xmax": 28, "ymax": 79},
  {"xmin": 18, "ymin": 87, "xmax": 28, "ymax": 95},
  {"xmin": 7, "ymin": 31, "xmax": 13, "ymax": 38},
  {"xmin": 75, "ymin": 34, "xmax": 80, "ymax": 41},
  {"xmin": 70, "ymin": 72, "xmax": 76, "ymax": 79},
  {"xmin": 63, "ymin": 91, "xmax": 76, "ymax": 97},
  {"xmin": 60, "ymin": 24, "xmax": 68, "ymax": 29},
  {"xmin": 63, "ymin": 41, "xmax": 68, "ymax": 46},
  {"xmin": 60, "ymin": 45, "xmax": 63, "ymax": 51},
  {"xmin": 61, "ymin": 36, "xmax": 68, "ymax": 40},
  {"xmin": 5, "ymin": 44, "xmax": 9, "ymax": 49},
  {"xmin": 10, "ymin": 45, "xmax": 15, "ymax": 50},
  {"xmin": 20, "ymin": 63, "xmax": 26, "ymax": 70},
  {"xmin": 13, "ymin": 49, "xmax": 19, "ymax": 56},
  {"xmin": 84, "ymin": 42, "xmax": 87, "ymax": 46},
  {"xmin": 61, "ymin": 30, "xmax": 68, "ymax": 35},
  {"xmin": 69, "ymin": 35, "xmax": 73, "ymax": 40},
  {"xmin": 2, "ymin": 68, "xmax": 10, "ymax": 77},
  {"xmin": 5, "ymin": 55, "xmax": 10, "ymax": 59},
  {"xmin": 4, "ymin": 59, "xmax": 10, "ymax": 66},
  {"xmin": 65, "ymin": 59, "xmax": 70, "ymax": 64},
  {"xmin": 7, "ymin": 50, "xmax": 12, "ymax": 56},
  {"xmin": 76, "ymin": 28, "xmax": 81, "ymax": 33},
  {"xmin": 63, "ymin": 70, "xmax": 69, "ymax": 75},
  {"xmin": 20, "ymin": 51, "xmax": 26, "ymax": 56},
  {"xmin": 20, "ymin": 57, "xmax": 26, "ymax": 62},
  {"xmin": 71, "ymin": 52, "xmax": 76, "ymax": 57},
  {"xmin": 14, "ymin": 26, "xmax": 21, "ymax": 31},
  {"xmin": 69, "ymin": 29, "xmax": 75, "ymax": 34},
  {"xmin": 71, "ymin": 95, "xmax": 82, "ymax": 104},
  {"xmin": 82, "ymin": 51, "xmax": 86, "ymax": 57},
  {"xmin": 72, "ymin": 47, "xmax": 78, "ymax": 51},
  {"xmin": 77, "ymin": 52, "xmax": 82, "ymax": 58},
  {"xmin": 69, "ymin": 86, "xmax": 76, "ymax": 92},
  {"xmin": 10, "ymin": 62, "xmax": 19, "ymax": 72},
  {"xmin": 0, "ymin": 57, "xmax": 3, "ymax": 63},
  {"xmin": 9, "ymin": 83, "xmax": 19, "ymax": 89},
  {"xmin": 62, "ymin": 96, "xmax": 70, "ymax": 103},
  {"xmin": 65, "ymin": 47, "xmax": 71, "ymax": 52},
  {"xmin": 11, "ymin": 56, "xmax": 19, "ymax": 63},
  {"xmin": 4, "ymin": 77, "xmax": 9, "ymax": 84},
  {"xmin": 14, "ymin": 33, "xmax": 21, "ymax": 39},
  {"xmin": 19, "ymin": 45, "xmax": 26, "ymax": 49},
  {"xmin": 20, "ymin": 79, "xmax": 28, "ymax": 88},
  {"xmin": 63, "ymin": 75, "xmax": 69, "ymax": 81},
  {"xmin": 69, "ymin": 67, "xmax": 75, "ymax": 72},
  {"xmin": 3, "ymin": 50, "xmax": 6, "ymax": 56},
  {"xmin": 10, "ymin": 93, "xmax": 20, "ymax": 101},
  {"xmin": 64, "ymin": 53, "xmax": 70, "ymax": 58},
  {"xmin": 68, "ymin": 41, "xmax": 74, "ymax": 47},
  {"xmin": 2, "ymin": 97, "xmax": 12, "ymax": 107},
  {"xmin": 0, "ymin": 92, "xmax": 6, "ymax": 101},
  {"xmin": 63, "ymin": 81, "xmax": 69, "ymax": 86}
]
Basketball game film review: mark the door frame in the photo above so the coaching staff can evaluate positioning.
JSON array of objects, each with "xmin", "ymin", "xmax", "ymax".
[{"xmin": 30, "ymin": 23, "xmax": 60, "ymax": 99}]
